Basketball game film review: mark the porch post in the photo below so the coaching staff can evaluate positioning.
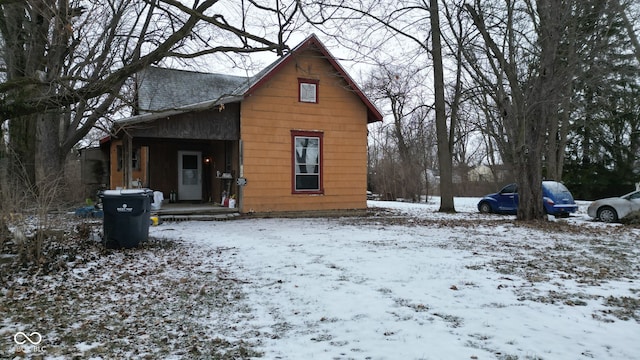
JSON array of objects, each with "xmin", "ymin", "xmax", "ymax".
[
  {"xmin": 122, "ymin": 132, "xmax": 133, "ymax": 188},
  {"xmin": 238, "ymin": 139, "xmax": 243, "ymax": 211}
]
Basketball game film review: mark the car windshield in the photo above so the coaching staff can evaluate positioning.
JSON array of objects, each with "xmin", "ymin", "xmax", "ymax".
[{"xmin": 623, "ymin": 191, "xmax": 640, "ymax": 200}]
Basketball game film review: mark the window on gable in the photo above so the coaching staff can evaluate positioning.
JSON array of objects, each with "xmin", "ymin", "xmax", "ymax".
[
  {"xmin": 299, "ymin": 78, "xmax": 319, "ymax": 103},
  {"xmin": 292, "ymin": 130, "xmax": 323, "ymax": 194}
]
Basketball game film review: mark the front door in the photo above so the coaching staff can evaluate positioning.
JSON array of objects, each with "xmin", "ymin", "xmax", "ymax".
[{"xmin": 178, "ymin": 151, "xmax": 202, "ymax": 201}]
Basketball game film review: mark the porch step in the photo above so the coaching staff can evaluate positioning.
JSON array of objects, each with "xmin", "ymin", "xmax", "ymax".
[{"xmin": 158, "ymin": 212, "xmax": 241, "ymax": 222}]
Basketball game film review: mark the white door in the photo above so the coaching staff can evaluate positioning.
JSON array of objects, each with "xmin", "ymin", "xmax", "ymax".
[{"xmin": 178, "ymin": 151, "xmax": 202, "ymax": 201}]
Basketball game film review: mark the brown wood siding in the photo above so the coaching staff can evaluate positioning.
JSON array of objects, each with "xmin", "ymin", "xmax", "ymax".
[
  {"xmin": 240, "ymin": 49, "xmax": 369, "ymax": 213},
  {"xmin": 126, "ymin": 103, "xmax": 240, "ymax": 140},
  {"xmin": 148, "ymin": 141, "xmax": 178, "ymax": 195}
]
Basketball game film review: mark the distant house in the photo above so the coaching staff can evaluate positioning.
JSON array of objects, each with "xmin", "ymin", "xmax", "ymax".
[
  {"xmin": 463, "ymin": 164, "xmax": 512, "ymax": 183},
  {"xmin": 468, "ymin": 165, "xmax": 493, "ymax": 182},
  {"xmin": 103, "ymin": 34, "xmax": 383, "ymax": 213}
]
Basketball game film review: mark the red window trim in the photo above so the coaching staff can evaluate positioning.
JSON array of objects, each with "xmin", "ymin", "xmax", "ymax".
[
  {"xmin": 298, "ymin": 78, "xmax": 319, "ymax": 103},
  {"xmin": 291, "ymin": 130, "xmax": 324, "ymax": 195}
]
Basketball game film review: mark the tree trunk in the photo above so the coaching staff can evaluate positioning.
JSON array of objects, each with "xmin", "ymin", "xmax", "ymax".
[
  {"xmin": 430, "ymin": 0, "xmax": 455, "ymax": 212},
  {"xmin": 392, "ymin": 101, "xmax": 412, "ymax": 200},
  {"xmin": 35, "ymin": 112, "xmax": 64, "ymax": 187},
  {"xmin": 8, "ymin": 116, "xmax": 37, "ymax": 186},
  {"xmin": 548, "ymin": 82, "xmax": 572, "ymax": 181},
  {"xmin": 0, "ymin": 142, "xmax": 10, "ymax": 243},
  {"xmin": 514, "ymin": 118, "xmax": 545, "ymax": 220},
  {"xmin": 514, "ymin": 0, "xmax": 568, "ymax": 221}
]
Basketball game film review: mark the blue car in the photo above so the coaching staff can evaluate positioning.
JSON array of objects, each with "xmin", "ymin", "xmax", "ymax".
[{"xmin": 477, "ymin": 181, "xmax": 578, "ymax": 217}]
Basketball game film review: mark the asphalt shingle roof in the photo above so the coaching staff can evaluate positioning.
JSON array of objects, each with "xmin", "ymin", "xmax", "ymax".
[{"xmin": 136, "ymin": 67, "xmax": 249, "ymax": 113}]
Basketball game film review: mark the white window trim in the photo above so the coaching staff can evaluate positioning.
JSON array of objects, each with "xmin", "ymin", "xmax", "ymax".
[{"xmin": 299, "ymin": 80, "xmax": 318, "ymax": 103}]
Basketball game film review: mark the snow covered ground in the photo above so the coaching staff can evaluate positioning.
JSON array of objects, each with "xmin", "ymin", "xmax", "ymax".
[{"xmin": 2, "ymin": 197, "xmax": 640, "ymax": 359}]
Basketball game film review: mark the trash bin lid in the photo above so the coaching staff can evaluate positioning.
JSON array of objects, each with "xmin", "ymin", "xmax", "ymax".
[{"xmin": 101, "ymin": 189, "xmax": 153, "ymax": 196}]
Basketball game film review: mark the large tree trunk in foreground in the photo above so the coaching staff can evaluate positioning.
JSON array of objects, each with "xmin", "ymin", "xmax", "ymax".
[
  {"xmin": 35, "ymin": 112, "xmax": 65, "ymax": 186},
  {"xmin": 431, "ymin": 0, "xmax": 455, "ymax": 212}
]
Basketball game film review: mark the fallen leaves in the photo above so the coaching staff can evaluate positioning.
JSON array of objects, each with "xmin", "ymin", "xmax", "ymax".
[{"xmin": 1, "ymin": 230, "xmax": 262, "ymax": 359}]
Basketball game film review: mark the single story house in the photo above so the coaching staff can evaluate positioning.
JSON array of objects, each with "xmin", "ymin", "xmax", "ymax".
[{"xmin": 103, "ymin": 34, "xmax": 383, "ymax": 213}]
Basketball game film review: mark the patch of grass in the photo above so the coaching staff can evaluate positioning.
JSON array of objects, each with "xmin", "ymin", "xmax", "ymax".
[
  {"xmin": 432, "ymin": 312, "xmax": 463, "ymax": 328},
  {"xmin": 515, "ymin": 289, "xmax": 597, "ymax": 306},
  {"xmin": 393, "ymin": 297, "xmax": 430, "ymax": 312},
  {"xmin": 599, "ymin": 296, "xmax": 640, "ymax": 322}
]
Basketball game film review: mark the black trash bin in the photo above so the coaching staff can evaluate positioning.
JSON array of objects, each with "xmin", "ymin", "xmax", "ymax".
[{"xmin": 100, "ymin": 189, "xmax": 153, "ymax": 249}]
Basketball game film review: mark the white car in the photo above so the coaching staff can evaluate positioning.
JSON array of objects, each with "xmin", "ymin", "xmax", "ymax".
[{"xmin": 587, "ymin": 190, "xmax": 640, "ymax": 223}]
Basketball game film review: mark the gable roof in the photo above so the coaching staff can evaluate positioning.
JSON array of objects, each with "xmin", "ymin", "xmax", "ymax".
[
  {"xmin": 240, "ymin": 34, "xmax": 383, "ymax": 123},
  {"xmin": 118, "ymin": 34, "xmax": 382, "ymax": 126}
]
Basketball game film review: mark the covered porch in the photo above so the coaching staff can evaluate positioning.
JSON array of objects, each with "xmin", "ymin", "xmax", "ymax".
[
  {"xmin": 107, "ymin": 101, "xmax": 243, "ymax": 209},
  {"xmin": 108, "ymin": 137, "xmax": 240, "ymax": 205}
]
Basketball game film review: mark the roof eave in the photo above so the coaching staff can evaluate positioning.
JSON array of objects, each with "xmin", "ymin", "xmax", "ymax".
[
  {"xmin": 367, "ymin": 109, "xmax": 383, "ymax": 124},
  {"xmin": 115, "ymin": 95, "xmax": 243, "ymax": 127}
]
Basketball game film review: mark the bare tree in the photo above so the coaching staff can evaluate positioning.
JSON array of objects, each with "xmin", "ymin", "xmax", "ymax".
[
  {"xmin": 462, "ymin": 0, "xmax": 597, "ymax": 220},
  {"xmin": 612, "ymin": 0, "xmax": 640, "ymax": 64},
  {"xmin": 0, "ymin": 0, "xmax": 300, "ymax": 192},
  {"xmin": 461, "ymin": 0, "xmax": 640, "ymax": 218},
  {"xmin": 364, "ymin": 64, "xmax": 434, "ymax": 201},
  {"xmin": 0, "ymin": 0, "xmax": 303, "ymax": 260},
  {"xmin": 299, "ymin": 0, "xmax": 639, "ymax": 217},
  {"xmin": 428, "ymin": 0, "xmax": 455, "ymax": 211}
]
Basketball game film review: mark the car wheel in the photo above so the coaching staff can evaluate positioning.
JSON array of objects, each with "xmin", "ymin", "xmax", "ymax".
[
  {"xmin": 479, "ymin": 202, "xmax": 492, "ymax": 214},
  {"xmin": 597, "ymin": 206, "xmax": 618, "ymax": 223}
]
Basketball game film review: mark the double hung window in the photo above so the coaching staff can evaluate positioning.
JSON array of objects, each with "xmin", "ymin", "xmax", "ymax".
[{"xmin": 292, "ymin": 131, "xmax": 323, "ymax": 194}]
